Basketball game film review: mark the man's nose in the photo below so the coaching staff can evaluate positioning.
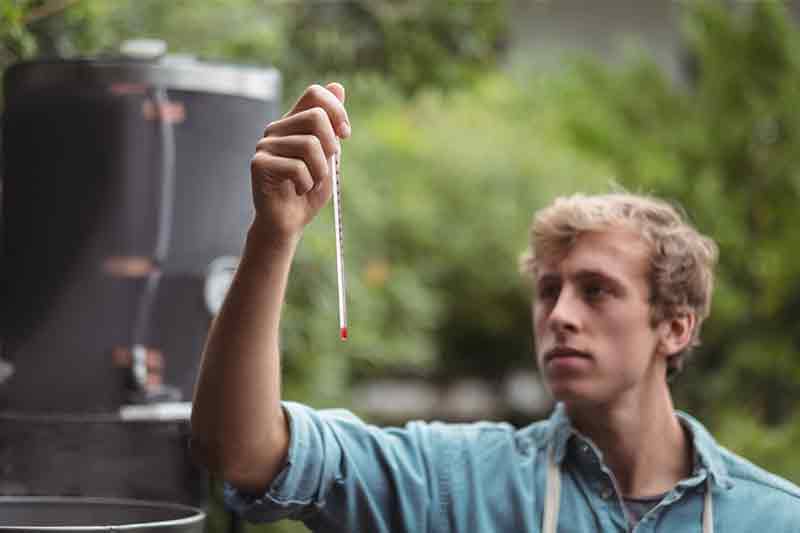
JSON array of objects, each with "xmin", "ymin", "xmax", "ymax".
[{"xmin": 548, "ymin": 288, "xmax": 580, "ymax": 335}]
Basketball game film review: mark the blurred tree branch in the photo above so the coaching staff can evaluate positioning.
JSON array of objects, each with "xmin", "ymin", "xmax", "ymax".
[{"xmin": 23, "ymin": 0, "xmax": 80, "ymax": 24}]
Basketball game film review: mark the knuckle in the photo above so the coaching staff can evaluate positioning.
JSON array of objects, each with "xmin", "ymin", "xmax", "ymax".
[
  {"xmin": 289, "ymin": 159, "xmax": 307, "ymax": 180},
  {"xmin": 304, "ymin": 134, "xmax": 322, "ymax": 154},
  {"xmin": 308, "ymin": 106, "xmax": 328, "ymax": 126},
  {"xmin": 255, "ymin": 136, "xmax": 271, "ymax": 151}
]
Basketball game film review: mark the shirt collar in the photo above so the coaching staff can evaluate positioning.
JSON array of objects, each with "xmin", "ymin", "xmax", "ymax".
[
  {"xmin": 543, "ymin": 402, "xmax": 734, "ymax": 490},
  {"xmin": 675, "ymin": 410, "xmax": 734, "ymax": 489}
]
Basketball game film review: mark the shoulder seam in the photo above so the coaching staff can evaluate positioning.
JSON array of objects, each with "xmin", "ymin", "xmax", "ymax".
[{"xmin": 728, "ymin": 472, "xmax": 800, "ymax": 500}]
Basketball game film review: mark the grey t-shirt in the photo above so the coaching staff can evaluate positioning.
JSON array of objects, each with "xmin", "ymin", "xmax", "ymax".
[{"xmin": 625, "ymin": 493, "xmax": 666, "ymax": 525}]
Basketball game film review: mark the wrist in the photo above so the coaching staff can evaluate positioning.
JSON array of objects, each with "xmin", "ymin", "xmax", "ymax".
[{"xmin": 245, "ymin": 223, "xmax": 301, "ymax": 260}]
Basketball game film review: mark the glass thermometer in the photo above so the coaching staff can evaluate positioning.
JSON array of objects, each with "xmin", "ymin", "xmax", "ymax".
[{"xmin": 330, "ymin": 145, "xmax": 348, "ymax": 340}]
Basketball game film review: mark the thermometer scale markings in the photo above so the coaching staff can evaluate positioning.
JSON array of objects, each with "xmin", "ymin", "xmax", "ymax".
[{"xmin": 330, "ymin": 147, "xmax": 348, "ymax": 340}]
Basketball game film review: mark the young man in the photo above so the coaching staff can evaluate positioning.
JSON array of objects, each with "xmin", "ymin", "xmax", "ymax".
[{"xmin": 190, "ymin": 83, "xmax": 800, "ymax": 532}]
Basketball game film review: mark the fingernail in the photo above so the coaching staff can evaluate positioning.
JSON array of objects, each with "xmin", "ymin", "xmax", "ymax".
[{"xmin": 339, "ymin": 121, "xmax": 351, "ymax": 138}]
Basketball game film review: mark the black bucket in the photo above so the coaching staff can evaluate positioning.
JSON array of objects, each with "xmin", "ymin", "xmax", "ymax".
[{"xmin": 0, "ymin": 497, "xmax": 205, "ymax": 531}]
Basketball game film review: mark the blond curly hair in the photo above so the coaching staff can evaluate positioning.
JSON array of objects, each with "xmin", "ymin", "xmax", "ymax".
[{"xmin": 520, "ymin": 192, "xmax": 719, "ymax": 379}]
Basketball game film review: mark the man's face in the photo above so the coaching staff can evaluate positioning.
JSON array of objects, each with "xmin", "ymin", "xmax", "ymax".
[{"xmin": 533, "ymin": 230, "xmax": 664, "ymax": 407}]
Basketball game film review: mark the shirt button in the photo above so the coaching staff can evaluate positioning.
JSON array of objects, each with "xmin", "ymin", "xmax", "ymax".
[
  {"xmin": 600, "ymin": 487, "xmax": 613, "ymax": 500},
  {"xmin": 581, "ymin": 444, "xmax": 590, "ymax": 454}
]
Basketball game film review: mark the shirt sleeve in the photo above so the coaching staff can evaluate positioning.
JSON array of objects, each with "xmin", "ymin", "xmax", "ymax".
[{"xmin": 223, "ymin": 401, "xmax": 451, "ymax": 532}]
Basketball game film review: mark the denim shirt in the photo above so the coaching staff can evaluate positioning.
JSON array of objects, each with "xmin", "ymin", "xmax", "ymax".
[{"xmin": 225, "ymin": 401, "xmax": 800, "ymax": 532}]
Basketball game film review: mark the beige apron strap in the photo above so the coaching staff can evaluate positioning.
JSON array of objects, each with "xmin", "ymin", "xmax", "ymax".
[
  {"xmin": 543, "ymin": 444, "xmax": 561, "ymax": 533},
  {"xmin": 703, "ymin": 478, "xmax": 714, "ymax": 533}
]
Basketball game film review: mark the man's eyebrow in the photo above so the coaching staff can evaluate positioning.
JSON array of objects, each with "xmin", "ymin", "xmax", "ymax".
[
  {"xmin": 573, "ymin": 269, "xmax": 626, "ymax": 291},
  {"xmin": 535, "ymin": 269, "xmax": 628, "ymax": 292},
  {"xmin": 536, "ymin": 272, "xmax": 561, "ymax": 285}
]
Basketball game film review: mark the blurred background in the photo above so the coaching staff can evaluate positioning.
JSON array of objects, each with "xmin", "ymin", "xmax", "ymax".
[{"xmin": 2, "ymin": 1, "xmax": 800, "ymax": 532}]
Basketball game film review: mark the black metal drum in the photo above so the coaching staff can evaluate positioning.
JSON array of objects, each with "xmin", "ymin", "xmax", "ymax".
[
  {"xmin": 0, "ymin": 496, "xmax": 205, "ymax": 532},
  {"xmin": 1, "ymin": 57, "xmax": 281, "ymax": 412}
]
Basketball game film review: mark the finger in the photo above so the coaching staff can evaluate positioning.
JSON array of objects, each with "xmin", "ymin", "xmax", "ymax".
[
  {"xmin": 257, "ymin": 135, "xmax": 330, "ymax": 189},
  {"xmin": 250, "ymin": 151, "xmax": 314, "ymax": 196},
  {"xmin": 263, "ymin": 107, "xmax": 339, "ymax": 157},
  {"xmin": 307, "ymin": 173, "xmax": 332, "ymax": 206},
  {"xmin": 325, "ymin": 82, "xmax": 346, "ymax": 104},
  {"xmin": 285, "ymin": 84, "xmax": 350, "ymax": 138}
]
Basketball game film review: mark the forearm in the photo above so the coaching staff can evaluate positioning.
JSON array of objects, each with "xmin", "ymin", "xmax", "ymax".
[
  {"xmin": 191, "ymin": 82, "xmax": 350, "ymax": 494},
  {"xmin": 191, "ymin": 225, "xmax": 299, "ymax": 491}
]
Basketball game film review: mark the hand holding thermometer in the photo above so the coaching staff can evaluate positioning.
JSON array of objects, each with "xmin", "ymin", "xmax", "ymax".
[{"xmin": 329, "ymin": 144, "xmax": 348, "ymax": 340}]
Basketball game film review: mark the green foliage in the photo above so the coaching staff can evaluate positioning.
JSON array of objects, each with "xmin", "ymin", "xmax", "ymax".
[
  {"xmin": 1, "ymin": 1, "xmax": 508, "ymax": 103},
  {"xmin": 279, "ymin": 1, "xmax": 507, "ymax": 96},
  {"xmin": 0, "ymin": 1, "xmax": 37, "ymax": 64}
]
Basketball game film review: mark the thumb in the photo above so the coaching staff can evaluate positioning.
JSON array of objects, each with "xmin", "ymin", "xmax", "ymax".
[{"xmin": 326, "ymin": 82, "xmax": 346, "ymax": 104}]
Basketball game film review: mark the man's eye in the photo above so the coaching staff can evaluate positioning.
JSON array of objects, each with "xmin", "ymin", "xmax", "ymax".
[
  {"xmin": 538, "ymin": 285, "xmax": 560, "ymax": 300},
  {"xmin": 583, "ymin": 284, "xmax": 608, "ymax": 300}
]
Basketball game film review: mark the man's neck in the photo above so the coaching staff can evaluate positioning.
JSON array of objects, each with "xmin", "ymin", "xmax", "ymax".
[{"xmin": 565, "ymin": 385, "xmax": 693, "ymax": 498}]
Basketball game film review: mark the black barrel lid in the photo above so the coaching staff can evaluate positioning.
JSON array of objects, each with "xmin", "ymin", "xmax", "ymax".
[{"xmin": 3, "ymin": 55, "xmax": 280, "ymax": 103}]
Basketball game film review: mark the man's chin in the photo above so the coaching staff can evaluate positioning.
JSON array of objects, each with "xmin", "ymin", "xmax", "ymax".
[{"xmin": 546, "ymin": 382, "xmax": 596, "ymax": 407}]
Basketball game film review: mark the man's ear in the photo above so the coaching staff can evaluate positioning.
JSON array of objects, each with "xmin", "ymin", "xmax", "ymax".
[{"xmin": 657, "ymin": 311, "xmax": 696, "ymax": 358}]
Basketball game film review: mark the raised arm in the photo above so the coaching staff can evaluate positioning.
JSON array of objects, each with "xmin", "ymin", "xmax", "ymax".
[{"xmin": 190, "ymin": 83, "xmax": 351, "ymax": 494}]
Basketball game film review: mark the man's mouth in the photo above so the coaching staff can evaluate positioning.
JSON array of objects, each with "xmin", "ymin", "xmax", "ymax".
[{"xmin": 544, "ymin": 346, "xmax": 593, "ymax": 363}]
